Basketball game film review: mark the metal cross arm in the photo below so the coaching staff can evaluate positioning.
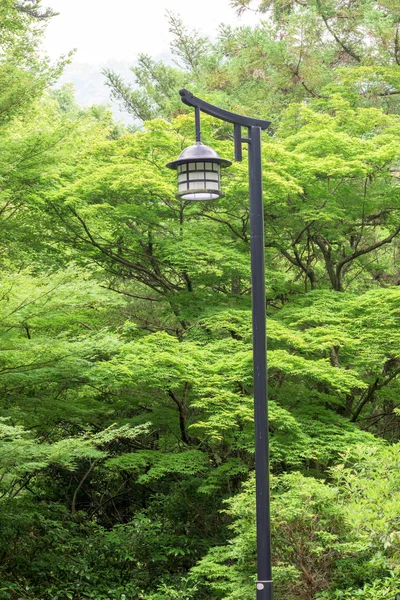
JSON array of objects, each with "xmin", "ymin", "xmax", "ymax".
[
  {"xmin": 179, "ymin": 88, "xmax": 271, "ymax": 162},
  {"xmin": 179, "ymin": 88, "xmax": 271, "ymax": 130}
]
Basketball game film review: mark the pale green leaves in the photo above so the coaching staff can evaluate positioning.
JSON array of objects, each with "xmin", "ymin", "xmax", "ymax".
[{"xmin": 106, "ymin": 449, "xmax": 209, "ymax": 484}]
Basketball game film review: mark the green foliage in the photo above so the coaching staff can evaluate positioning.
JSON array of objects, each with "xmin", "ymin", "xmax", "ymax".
[
  {"xmin": 194, "ymin": 446, "xmax": 400, "ymax": 599},
  {"xmin": 193, "ymin": 472, "xmax": 352, "ymax": 599},
  {"xmin": 317, "ymin": 576, "xmax": 400, "ymax": 599},
  {"xmin": 0, "ymin": 2, "xmax": 399, "ymax": 600}
]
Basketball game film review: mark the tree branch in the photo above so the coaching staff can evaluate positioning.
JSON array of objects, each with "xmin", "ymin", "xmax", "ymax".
[
  {"xmin": 337, "ymin": 223, "xmax": 400, "ymax": 278},
  {"xmin": 71, "ymin": 458, "xmax": 101, "ymax": 514},
  {"xmin": 352, "ymin": 366, "xmax": 400, "ymax": 422}
]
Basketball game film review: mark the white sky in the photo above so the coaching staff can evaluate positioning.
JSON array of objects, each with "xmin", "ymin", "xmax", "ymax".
[{"xmin": 43, "ymin": 0, "xmax": 259, "ymax": 64}]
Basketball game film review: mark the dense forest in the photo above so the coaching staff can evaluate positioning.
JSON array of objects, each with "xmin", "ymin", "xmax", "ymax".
[{"xmin": 1, "ymin": 0, "xmax": 400, "ymax": 598}]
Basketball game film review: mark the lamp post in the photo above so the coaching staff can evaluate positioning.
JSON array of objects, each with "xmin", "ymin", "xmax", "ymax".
[{"xmin": 166, "ymin": 90, "xmax": 273, "ymax": 600}]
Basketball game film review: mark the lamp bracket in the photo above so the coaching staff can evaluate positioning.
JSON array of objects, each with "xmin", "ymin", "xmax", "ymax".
[
  {"xmin": 180, "ymin": 89, "xmax": 271, "ymax": 163},
  {"xmin": 195, "ymin": 106, "xmax": 201, "ymax": 142},
  {"xmin": 179, "ymin": 89, "xmax": 271, "ymax": 130}
]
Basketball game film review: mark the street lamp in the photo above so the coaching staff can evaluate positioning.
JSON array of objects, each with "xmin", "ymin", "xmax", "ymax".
[
  {"xmin": 166, "ymin": 141, "xmax": 231, "ymax": 200},
  {"xmin": 166, "ymin": 89, "xmax": 273, "ymax": 600}
]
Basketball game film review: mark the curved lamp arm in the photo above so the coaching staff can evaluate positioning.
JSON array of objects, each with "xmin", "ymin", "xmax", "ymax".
[
  {"xmin": 179, "ymin": 88, "xmax": 271, "ymax": 129},
  {"xmin": 179, "ymin": 89, "xmax": 271, "ymax": 162}
]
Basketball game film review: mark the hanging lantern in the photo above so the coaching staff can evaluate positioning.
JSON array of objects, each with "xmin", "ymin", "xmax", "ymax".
[{"xmin": 166, "ymin": 142, "xmax": 232, "ymax": 201}]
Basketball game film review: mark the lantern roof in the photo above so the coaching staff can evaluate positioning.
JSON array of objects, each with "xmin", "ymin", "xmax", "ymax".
[{"xmin": 166, "ymin": 142, "xmax": 232, "ymax": 170}]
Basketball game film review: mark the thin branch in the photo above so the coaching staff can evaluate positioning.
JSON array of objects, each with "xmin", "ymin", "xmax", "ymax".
[
  {"xmin": 316, "ymin": 0, "xmax": 361, "ymax": 62},
  {"xmin": 337, "ymin": 223, "xmax": 400, "ymax": 276},
  {"xmin": 377, "ymin": 90, "xmax": 400, "ymax": 97},
  {"xmin": 352, "ymin": 367, "xmax": 400, "ymax": 422},
  {"xmin": 196, "ymin": 212, "xmax": 249, "ymax": 242},
  {"xmin": 100, "ymin": 285, "xmax": 160, "ymax": 302},
  {"xmin": 71, "ymin": 458, "xmax": 101, "ymax": 514},
  {"xmin": 394, "ymin": 24, "xmax": 400, "ymax": 66}
]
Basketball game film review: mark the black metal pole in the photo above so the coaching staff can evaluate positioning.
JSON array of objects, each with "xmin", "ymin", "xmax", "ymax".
[{"xmin": 248, "ymin": 126, "xmax": 273, "ymax": 600}]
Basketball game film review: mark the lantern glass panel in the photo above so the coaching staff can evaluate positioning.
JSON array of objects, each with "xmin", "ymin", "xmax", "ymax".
[
  {"xmin": 191, "ymin": 181, "xmax": 204, "ymax": 190},
  {"xmin": 207, "ymin": 181, "xmax": 219, "ymax": 190},
  {"xmin": 207, "ymin": 172, "xmax": 219, "ymax": 182},
  {"xmin": 188, "ymin": 171, "xmax": 201, "ymax": 181}
]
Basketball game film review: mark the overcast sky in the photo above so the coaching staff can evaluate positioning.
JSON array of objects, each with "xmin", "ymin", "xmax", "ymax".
[{"xmin": 43, "ymin": 0, "xmax": 259, "ymax": 64}]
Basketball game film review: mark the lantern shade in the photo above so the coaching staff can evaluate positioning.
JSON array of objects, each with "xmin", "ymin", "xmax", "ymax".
[{"xmin": 166, "ymin": 142, "xmax": 231, "ymax": 201}]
